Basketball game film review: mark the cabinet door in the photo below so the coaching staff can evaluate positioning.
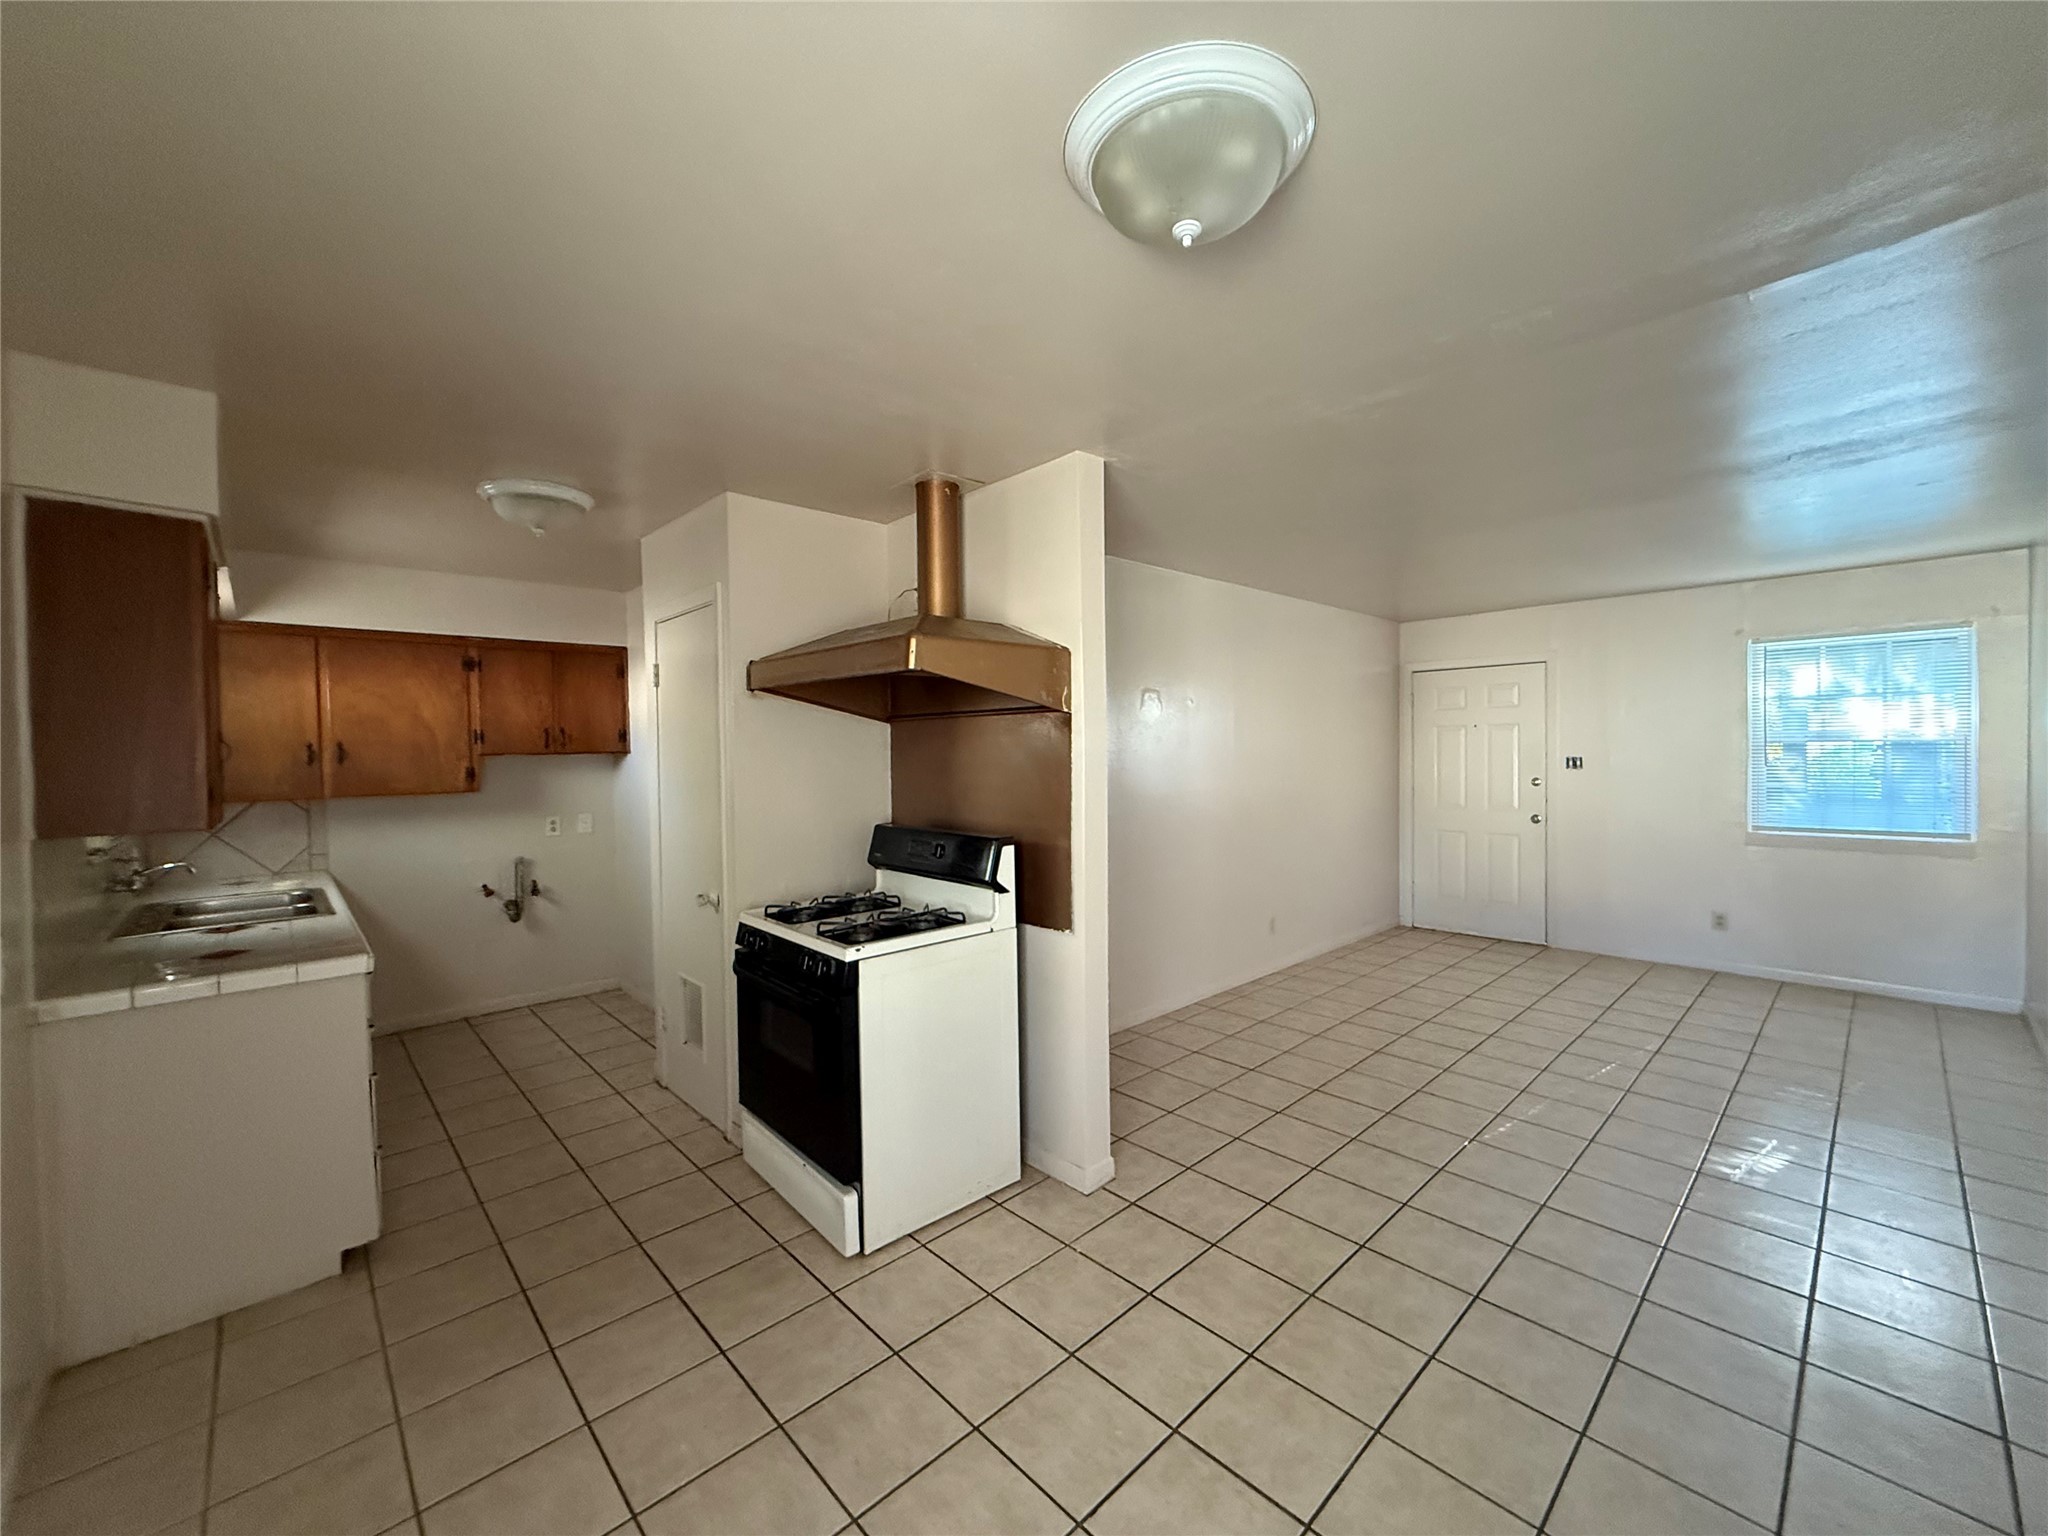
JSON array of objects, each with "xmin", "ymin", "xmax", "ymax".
[
  {"xmin": 27, "ymin": 499, "xmax": 220, "ymax": 836},
  {"xmin": 552, "ymin": 648, "xmax": 630, "ymax": 753},
  {"xmin": 319, "ymin": 636, "xmax": 477, "ymax": 797},
  {"xmin": 219, "ymin": 627, "xmax": 323, "ymax": 802},
  {"xmin": 476, "ymin": 646, "xmax": 555, "ymax": 755}
]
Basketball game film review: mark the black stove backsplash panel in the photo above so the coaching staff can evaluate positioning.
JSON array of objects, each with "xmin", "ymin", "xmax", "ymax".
[{"xmin": 867, "ymin": 824, "xmax": 1011, "ymax": 889}]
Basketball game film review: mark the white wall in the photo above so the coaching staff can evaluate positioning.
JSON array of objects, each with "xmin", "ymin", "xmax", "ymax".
[
  {"xmin": 724, "ymin": 496, "xmax": 893, "ymax": 907},
  {"xmin": 615, "ymin": 589, "xmax": 656, "ymax": 1005},
  {"xmin": 2, "ymin": 352, "xmax": 218, "ymax": 519},
  {"xmin": 229, "ymin": 550, "xmax": 636, "ymax": 1028},
  {"xmin": 2028, "ymin": 544, "xmax": 2047, "ymax": 1048},
  {"xmin": 960, "ymin": 455, "xmax": 1112, "ymax": 1190},
  {"xmin": 1401, "ymin": 550, "xmax": 2031, "ymax": 1009},
  {"xmin": 638, "ymin": 493, "xmax": 893, "ymax": 1130},
  {"xmin": 640, "ymin": 493, "xmax": 892, "ymax": 913},
  {"xmin": 1106, "ymin": 559, "xmax": 1399, "ymax": 1030}
]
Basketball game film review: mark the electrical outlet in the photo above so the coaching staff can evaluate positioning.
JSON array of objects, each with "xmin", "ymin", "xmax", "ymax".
[
  {"xmin": 1710, "ymin": 911, "xmax": 1728, "ymax": 931},
  {"xmin": 575, "ymin": 813, "xmax": 593, "ymax": 834},
  {"xmin": 544, "ymin": 816, "xmax": 561, "ymax": 837}
]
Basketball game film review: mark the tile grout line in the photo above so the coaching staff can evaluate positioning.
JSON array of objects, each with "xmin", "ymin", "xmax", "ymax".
[
  {"xmin": 368, "ymin": 1057, "xmax": 467, "ymax": 1530},
  {"xmin": 408, "ymin": 996, "xmax": 874, "ymax": 1530},
  {"xmin": 1931, "ymin": 1005, "xmax": 2030, "ymax": 1536},
  {"xmin": 403, "ymin": 995, "xmax": 773, "ymax": 1531},
  {"xmin": 195, "ymin": 1319, "xmax": 222, "ymax": 1535},
  {"xmin": 966, "ymin": 934, "xmax": 1583, "ymax": 1528},
  {"xmin": 1148, "ymin": 969, "xmax": 2029, "ymax": 1533},
  {"xmin": 1764, "ymin": 989, "xmax": 1858, "ymax": 1535},
  {"xmin": 1522, "ymin": 971, "xmax": 1784, "ymax": 1535},
  {"xmin": 22, "ymin": 958, "xmax": 2042, "ymax": 1536},
  {"xmin": 1064, "ymin": 938, "xmax": 1578, "ymax": 1528},
  {"xmin": 1235, "ymin": 945, "xmax": 1655, "ymax": 1533}
]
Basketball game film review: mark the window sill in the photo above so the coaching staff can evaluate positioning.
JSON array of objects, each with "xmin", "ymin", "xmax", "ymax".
[{"xmin": 1745, "ymin": 829, "xmax": 1978, "ymax": 858}]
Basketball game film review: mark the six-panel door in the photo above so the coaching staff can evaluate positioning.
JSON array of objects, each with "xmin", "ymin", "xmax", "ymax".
[
  {"xmin": 319, "ymin": 636, "xmax": 477, "ymax": 798},
  {"xmin": 219, "ymin": 626, "xmax": 324, "ymax": 802},
  {"xmin": 1410, "ymin": 662, "xmax": 1548, "ymax": 943}
]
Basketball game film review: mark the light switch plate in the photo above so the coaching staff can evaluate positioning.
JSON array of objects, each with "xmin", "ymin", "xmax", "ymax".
[{"xmin": 575, "ymin": 813, "xmax": 593, "ymax": 834}]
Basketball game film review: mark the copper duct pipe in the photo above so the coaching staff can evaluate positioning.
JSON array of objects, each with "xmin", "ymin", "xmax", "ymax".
[{"xmin": 915, "ymin": 477, "xmax": 963, "ymax": 619}]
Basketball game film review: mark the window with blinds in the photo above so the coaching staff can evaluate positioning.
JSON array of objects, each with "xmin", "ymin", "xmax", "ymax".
[{"xmin": 1747, "ymin": 625, "xmax": 1977, "ymax": 839}]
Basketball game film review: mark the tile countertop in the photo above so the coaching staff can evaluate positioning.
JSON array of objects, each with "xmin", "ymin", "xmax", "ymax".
[{"xmin": 32, "ymin": 871, "xmax": 374, "ymax": 1024}]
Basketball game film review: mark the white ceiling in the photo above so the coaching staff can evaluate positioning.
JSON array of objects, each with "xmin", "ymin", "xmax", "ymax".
[{"xmin": 5, "ymin": 3, "xmax": 2043, "ymax": 619}]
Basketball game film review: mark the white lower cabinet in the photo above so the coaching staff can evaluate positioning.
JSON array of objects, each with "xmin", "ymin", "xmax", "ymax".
[{"xmin": 33, "ymin": 974, "xmax": 380, "ymax": 1366}]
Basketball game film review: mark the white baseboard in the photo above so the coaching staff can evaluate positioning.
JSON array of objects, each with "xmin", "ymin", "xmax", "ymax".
[
  {"xmin": 619, "ymin": 981, "xmax": 656, "ymax": 1013},
  {"xmin": 1562, "ymin": 946, "xmax": 2022, "ymax": 1015},
  {"xmin": 1110, "ymin": 921, "xmax": 1400, "ymax": 1034},
  {"xmin": 372, "ymin": 977, "xmax": 622, "ymax": 1035},
  {"xmin": 1025, "ymin": 1141, "xmax": 1116, "ymax": 1194}
]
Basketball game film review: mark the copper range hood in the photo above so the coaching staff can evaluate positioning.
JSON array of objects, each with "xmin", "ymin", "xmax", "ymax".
[{"xmin": 746, "ymin": 478, "xmax": 1071, "ymax": 722}]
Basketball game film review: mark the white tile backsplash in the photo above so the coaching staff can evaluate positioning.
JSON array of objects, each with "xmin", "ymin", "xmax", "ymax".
[{"xmin": 150, "ymin": 801, "xmax": 327, "ymax": 881}]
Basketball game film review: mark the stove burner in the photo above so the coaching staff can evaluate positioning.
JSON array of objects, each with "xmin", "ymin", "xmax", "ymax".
[
  {"xmin": 815, "ymin": 906, "xmax": 969, "ymax": 945},
  {"xmin": 764, "ymin": 891, "xmax": 902, "ymax": 926}
]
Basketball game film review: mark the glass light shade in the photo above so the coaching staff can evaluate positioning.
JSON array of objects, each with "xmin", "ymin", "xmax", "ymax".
[
  {"xmin": 1064, "ymin": 41, "xmax": 1314, "ymax": 251},
  {"xmin": 1089, "ymin": 91, "xmax": 1288, "ymax": 248},
  {"xmin": 477, "ymin": 478, "xmax": 592, "ymax": 538}
]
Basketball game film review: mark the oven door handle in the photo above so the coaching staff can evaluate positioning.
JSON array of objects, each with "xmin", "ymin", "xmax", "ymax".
[{"xmin": 733, "ymin": 954, "xmax": 841, "ymax": 1005}]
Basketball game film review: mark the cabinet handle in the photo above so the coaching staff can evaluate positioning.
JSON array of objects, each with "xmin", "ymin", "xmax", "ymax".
[
  {"xmin": 335, "ymin": 742, "xmax": 349, "ymax": 765},
  {"xmin": 542, "ymin": 726, "xmax": 552, "ymax": 750},
  {"xmin": 305, "ymin": 742, "xmax": 317, "ymax": 766},
  {"xmin": 559, "ymin": 727, "xmax": 570, "ymax": 749}
]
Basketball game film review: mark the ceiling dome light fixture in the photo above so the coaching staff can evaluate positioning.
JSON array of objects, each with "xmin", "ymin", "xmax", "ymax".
[
  {"xmin": 1064, "ymin": 40, "xmax": 1315, "ymax": 250},
  {"xmin": 476, "ymin": 478, "xmax": 592, "ymax": 538}
]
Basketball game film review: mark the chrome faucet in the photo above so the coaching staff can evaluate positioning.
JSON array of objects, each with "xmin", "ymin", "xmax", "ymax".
[{"xmin": 108, "ymin": 860, "xmax": 198, "ymax": 895}]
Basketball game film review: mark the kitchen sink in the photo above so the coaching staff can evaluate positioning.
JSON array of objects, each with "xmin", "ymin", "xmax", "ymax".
[{"xmin": 111, "ymin": 888, "xmax": 334, "ymax": 939}]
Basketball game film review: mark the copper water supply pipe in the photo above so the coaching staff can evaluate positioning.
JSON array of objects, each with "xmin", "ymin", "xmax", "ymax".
[{"xmin": 915, "ymin": 477, "xmax": 963, "ymax": 619}]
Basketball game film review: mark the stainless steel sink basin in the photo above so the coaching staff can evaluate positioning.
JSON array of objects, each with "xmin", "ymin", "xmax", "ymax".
[{"xmin": 112, "ymin": 888, "xmax": 333, "ymax": 939}]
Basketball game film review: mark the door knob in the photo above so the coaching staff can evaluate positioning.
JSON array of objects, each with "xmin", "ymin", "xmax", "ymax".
[
  {"xmin": 1530, "ymin": 814, "xmax": 1544, "ymax": 824},
  {"xmin": 696, "ymin": 893, "xmax": 722, "ymax": 911}
]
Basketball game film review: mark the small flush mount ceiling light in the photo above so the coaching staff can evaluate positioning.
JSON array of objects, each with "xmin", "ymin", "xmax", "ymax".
[
  {"xmin": 476, "ymin": 478, "xmax": 592, "ymax": 538},
  {"xmin": 1064, "ymin": 40, "xmax": 1315, "ymax": 250}
]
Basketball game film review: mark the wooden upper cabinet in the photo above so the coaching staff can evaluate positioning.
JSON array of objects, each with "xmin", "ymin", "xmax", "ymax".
[
  {"xmin": 27, "ymin": 499, "xmax": 221, "ymax": 837},
  {"xmin": 476, "ymin": 646, "xmax": 555, "ymax": 755},
  {"xmin": 475, "ymin": 643, "xmax": 629, "ymax": 755},
  {"xmin": 318, "ymin": 636, "xmax": 477, "ymax": 797},
  {"xmin": 552, "ymin": 649, "xmax": 629, "ymax": 754},
  {"xmin": 219, "ymin": 627, "xmax": 322, "ymax": 802},
  {"xmin": 215, "ymin": 623, "xmax": 625, "ymax": 799}
]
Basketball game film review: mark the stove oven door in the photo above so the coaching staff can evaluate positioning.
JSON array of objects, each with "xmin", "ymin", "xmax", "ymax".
[{"xmin": 733, "ymin": 956, "xmax": 861, "ymax": 1188}]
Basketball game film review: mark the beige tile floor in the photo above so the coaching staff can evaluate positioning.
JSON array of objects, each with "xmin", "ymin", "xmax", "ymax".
[{"xmin": 12, "ymin": 930, "xmax": 2048, "ymax": 1536}]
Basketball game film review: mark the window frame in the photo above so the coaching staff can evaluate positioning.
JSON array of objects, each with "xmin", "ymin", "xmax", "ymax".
[{"xmin": 1744, "ymin": 621, "xmax": 1979, "ymax": 847}]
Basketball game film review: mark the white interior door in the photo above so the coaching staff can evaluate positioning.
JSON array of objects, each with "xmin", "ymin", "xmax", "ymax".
[
  {"xmin": 1411, "ymin": 662, "xmax": 1548, "ymax": 943},
  {"xmin": 655, "ymin": 602, "xmax": 727, "ymax": 1128}
]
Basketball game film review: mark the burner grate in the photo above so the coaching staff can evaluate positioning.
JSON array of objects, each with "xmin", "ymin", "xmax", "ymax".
[
  {"xmin": 764, "ymin": 891, "xmax": 902, "ymax": 926},
  {"xmin": 815, "ymin": 906, "xmax": 969, "ymax": 945}
]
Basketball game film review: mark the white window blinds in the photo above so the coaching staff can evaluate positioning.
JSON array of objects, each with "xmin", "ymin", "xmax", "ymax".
[{"xmin": 1747, "ymin": 625, "xmax": 1977, "ymax": 839}]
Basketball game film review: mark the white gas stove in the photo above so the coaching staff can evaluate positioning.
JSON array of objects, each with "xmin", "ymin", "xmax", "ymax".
[{"xmin": 733, "ymin": 825, "xmax": 1022, "ymax": 1255}]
